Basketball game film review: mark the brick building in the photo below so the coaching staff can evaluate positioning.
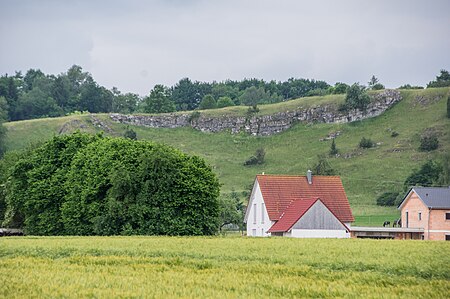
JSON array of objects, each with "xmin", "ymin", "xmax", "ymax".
[{"xmin": 398, "ymin": 187, "xmax": 450, "ymax": 240}]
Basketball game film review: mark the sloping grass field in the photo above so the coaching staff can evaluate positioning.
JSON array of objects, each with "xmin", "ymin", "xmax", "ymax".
[
  {"xmin": 0, "ymin": 236, "xmax": 449, "ymax": 298},
  {"xmin": 3, "ymin": 88, "xmax": 450, "ymax": 225}
]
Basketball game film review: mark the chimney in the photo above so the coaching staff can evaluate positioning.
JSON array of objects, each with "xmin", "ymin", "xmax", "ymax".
[{"xmin": 307, "ymin": 170, "xmax": 312, "ymax": 184}]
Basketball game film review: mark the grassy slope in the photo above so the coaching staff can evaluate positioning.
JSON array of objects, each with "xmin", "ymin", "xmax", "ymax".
[
  {"xmin": 3, "ymin": 88, "xmax": 450, "ymax": 224},
  {"xmin": 0, "ymin": 236, "xmax": 448, "ymax": 298}
]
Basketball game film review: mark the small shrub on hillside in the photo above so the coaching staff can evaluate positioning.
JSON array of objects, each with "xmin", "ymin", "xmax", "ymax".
[
  {"xmin": 310, "ymin": 155, "xmax": 337, "ymax": 175},
  {"xmin": 332, "ymin": 82, "xmax": 349, "ymax": 94},
  {"xmin": 188, "ymin": 111, "xmax": 201, "ymax": 123},
  {"xmin": 359, "ymin": 137, "xmax": 374, "ymax": 149},
  {"xmin": 398, "ymin": 84, "xmax": 423, "ymax": 90},
  {"xmin": 419, "ymin": 133, "xmax": 439, "ymax": 151},
  {"xmin": 376, "ymin": 191, "xmax": 399, "ymax": 206},
  {"xmin": 372, "ymin": 83, "xmax": 385, "ymax": 90},
  {"xmin": 391, "ymin": 131, "xmax": 399, "ymax": 137},
  {"xmin": 217, "ymin": 96, "xmax": 235, "ymax": 108},
  {"xmin": 368, "ymin": 75, "xmax": 385, "ymax": 90},
  {"xmin": 246, "ymin": 105, "xmax": 260, "ymax": 116},
  {"xmin": 244, "ymin": 148, "xmax": 265, "ymax": 166},
  {"xmin": 123, "ymin": 127, "xmax": 137, "ymax": 140}
]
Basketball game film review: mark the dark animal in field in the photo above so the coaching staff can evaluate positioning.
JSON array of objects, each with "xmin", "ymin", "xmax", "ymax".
[
  {"xmin": 0, "ymin": 229, "xmax": 24, "ymax": 237},
  {"xmin": 383, "ymin": 221, "xmax": 390, "ymax": 227},
  {"xmin": 393, "ymin": 218, "xmax": 401, "ymax": 227}
]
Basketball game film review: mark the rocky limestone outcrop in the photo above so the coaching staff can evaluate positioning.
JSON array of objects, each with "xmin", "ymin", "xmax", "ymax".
[{"xmin": 110, "ymin": 90, "xmax": 401, "ymax": 136}]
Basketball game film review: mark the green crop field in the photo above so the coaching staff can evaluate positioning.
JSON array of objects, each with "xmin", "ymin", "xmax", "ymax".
[
  {"xmin": 3, "ymin": 88, "xmax": 450, "ymax": 225},
  {"xmin": 0, "ymin": 236, "xmax": 448, "ymax": 298}
]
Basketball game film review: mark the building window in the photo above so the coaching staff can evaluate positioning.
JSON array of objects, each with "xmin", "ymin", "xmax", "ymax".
[
  {"xmin": 418, "ymin": 212, "xmax": 422, "ymax": 221},
  {"xmin": 261, "ymin": 228, "xmax": 264, "ymax": 236},
  {"xmin": 253, "ymin": 204, "xmax": 257, "ymax": 224},
  {"xmin": 446, "ymin": 235, "xmax": 450, "ymax": 241},
  {"xmin": 261, "ymin": 203, "xmax": 265, "ymax": 223},
  {"xmin": 446, "ymin": 213, "xmax": 450, "ymax": 220},
  {"xmin": 252, "ymin": 229, "xmax": 256, "ymax": 237},
  {"xmin": 405, "ymin": 211, "xmax": 409, "ymax": 228}
]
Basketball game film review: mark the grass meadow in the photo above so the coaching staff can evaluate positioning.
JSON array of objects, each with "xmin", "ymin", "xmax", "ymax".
[
  {"xmin": 0, "ymin": 236, "xmax": 449, "ymax": 298},
  {"xmin": 3, "ymin": 88, "xmax": 450, "ymax": 225}
]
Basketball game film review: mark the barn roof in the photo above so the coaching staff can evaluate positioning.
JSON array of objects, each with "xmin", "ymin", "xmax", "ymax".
[
  {"xmin": 267, "ymin": 198, "xmax": 318, "ymax": 233},
  {"xmin": 399, "ymin": 187, "xmax": 450, "ymax": 209},
  {"xmin": 256, "ymin": 174, "xmax": 354, "ymax": 223}
]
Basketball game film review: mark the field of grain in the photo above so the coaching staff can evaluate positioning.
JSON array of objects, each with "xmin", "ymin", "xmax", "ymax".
[{"xmin": 0, "ymin": 236, "xmax": 448, "ymax": 298}]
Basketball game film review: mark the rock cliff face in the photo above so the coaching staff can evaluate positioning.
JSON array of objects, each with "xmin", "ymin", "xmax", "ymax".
[{"xmin": 110, "ymin": 90, "xmax": 401, "ymax": 136}]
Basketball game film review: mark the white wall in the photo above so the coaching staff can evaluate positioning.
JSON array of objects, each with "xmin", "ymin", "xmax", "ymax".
[
  {"xmin": 245, "ymin": 181, "xmax": 272, "ymax": 237},
  {"xmin": 289, "ymin": 229, "xmax": 350, "ymax": 238}
]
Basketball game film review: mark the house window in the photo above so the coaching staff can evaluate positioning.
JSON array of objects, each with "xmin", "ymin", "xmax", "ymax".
[
  {"xmin": 253, "ymin": 204, "xmax": 257, "ymax": 224},
  {"xmin": 446, "ymin": 235, "xmax": 450, "ymax": 241},
  {"xmin": 446, "ymin": 213, "xmax": 450, "ymax": 220},
  {"xmin": 418, "ymin": 212, "xmax": 422, "ymax": 221},
  {"xmin": 252, "ymin": 229, "xmax": 256, "ymax": 237},
  {"xmin": 261, "ymin": 203, "xmax": 265, "ymax": 223},
  {"xmin": 405, "ymin": 211, "xmax": 409, "ymax": 228},
  {"xmin": 261, "ymin": 228, "xmax": 264, "ymax": 236}
]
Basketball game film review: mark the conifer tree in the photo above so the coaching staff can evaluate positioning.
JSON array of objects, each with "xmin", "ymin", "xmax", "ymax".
[{"xmin": 329, "ymin": 139, "xmax": 338, "ymax": 156}]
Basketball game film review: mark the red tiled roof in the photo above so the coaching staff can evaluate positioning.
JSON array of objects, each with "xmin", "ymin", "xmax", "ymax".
[
  {"xmin": 256, "ymin": 175, "xmax": 354, "ymax": 222},
  {"xmin": 268, "ymin": 198, "xmax": 318, "ymax": 233}
]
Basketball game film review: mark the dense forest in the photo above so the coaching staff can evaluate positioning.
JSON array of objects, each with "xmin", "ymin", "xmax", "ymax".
[{"xmin": 0, "ymin": 65, "xmax": 349, "ymax": 121}]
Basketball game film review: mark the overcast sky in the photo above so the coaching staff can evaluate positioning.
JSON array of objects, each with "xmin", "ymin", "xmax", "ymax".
[{"xmin": 1, "ymin": 0, "xmax": 449, "ymax": 96}]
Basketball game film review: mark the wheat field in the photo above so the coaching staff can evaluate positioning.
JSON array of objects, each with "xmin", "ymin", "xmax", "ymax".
[{"xmin": 0, "ymin": 236, "xmax": 449, "ymax": 298}]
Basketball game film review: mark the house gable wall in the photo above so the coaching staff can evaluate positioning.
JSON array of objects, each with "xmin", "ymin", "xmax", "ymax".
[
  {"xmin": 401, "ymin": 191, "xmax": 428, "ymax": 230},
  {"xmin": 289, "ymin": 200, "xmax": 349, "ymax": 238},
  {"xmin": 245, "ymin": 181, "xmax": 272, "ymax": 237},
  {"xmin": 292, "ymin": 200, "xmax": 347, "ymax": 230}
]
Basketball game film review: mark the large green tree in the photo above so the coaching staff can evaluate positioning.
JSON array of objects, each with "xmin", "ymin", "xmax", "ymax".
[
  {"xmin": 2, "ymin": 133, "xmax": 220, "ymax": 235},
  {"xmin": 143, "ymin": 85, "xmax": 175, "ymax": 113},
  {"xmin": 61, "ymin": 137, "xmax": 220, "ymax": 235},
  {"xmin": 344, "ymin": 83, "xmax": 371, "ymax": 111},
  {"xmin": 172, "ymin": 78, "xmax": 210, "ymax": 111},
  {"xmin": 14, "ymin": 75, "xmax": 62, "ymax": 120},
  {"xmin": 3, "ymin": 132, "xmax": 100, "ymax": 233},
  {"xmin": 217, "ymin": 96, "xmax": 235, "ymax": 108},
  {"xmin": 427, "ymin": 69, "xmax": 450, "ymax": 88},
  {"xmin": 112, "ymin": 88, "xmax": 140, "ymax": 114},
  {"xmin": 404, "ymin": 160, "xmax": 442, "ymax": 189},
  {"xmin": 198, "ymin": 94, "xmax": 217, "ymax": 110}
]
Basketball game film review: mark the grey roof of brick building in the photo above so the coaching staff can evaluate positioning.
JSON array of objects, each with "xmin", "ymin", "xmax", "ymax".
[{"xmin": 399, "ymin": 187, "xmax": 450, "ymax": 209}]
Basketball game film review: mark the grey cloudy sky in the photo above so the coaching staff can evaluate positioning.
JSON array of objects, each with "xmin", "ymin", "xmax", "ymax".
[{"xmin": 1, "ymin": 0, "xmax": 449, "ymax": 95}]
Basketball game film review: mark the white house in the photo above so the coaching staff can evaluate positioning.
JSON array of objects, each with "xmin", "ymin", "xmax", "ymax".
[{"xmin": 244, "ymin": 171, "xmax": 354, "ymax": 238}]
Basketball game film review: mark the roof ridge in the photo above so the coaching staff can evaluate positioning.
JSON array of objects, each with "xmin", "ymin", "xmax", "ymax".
[
  {"xmin": 413, "ymin": 186, "xmax": 450, "ymax": 189},
  {"xmin": 256, "ymin": 174, "xmax": 342, "ymax": 178}
]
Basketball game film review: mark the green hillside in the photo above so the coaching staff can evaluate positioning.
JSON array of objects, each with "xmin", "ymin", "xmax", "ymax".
[{"xmin": 3, "ymin": 88, "xmax": 450, "ymax": 225}]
